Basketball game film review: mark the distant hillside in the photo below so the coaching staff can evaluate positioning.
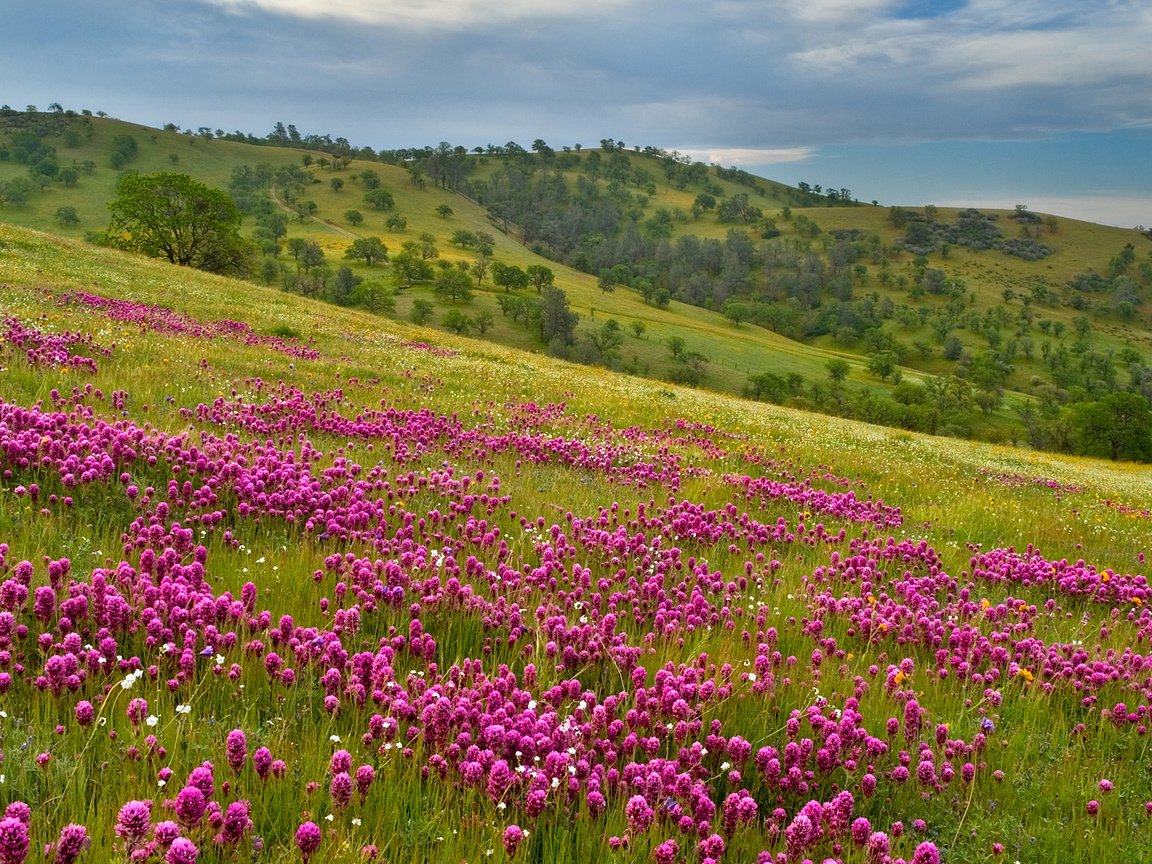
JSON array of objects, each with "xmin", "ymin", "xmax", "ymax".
[{"xmin": 2, "ymin": 105, "xmax": 1150, "ymax": 461}]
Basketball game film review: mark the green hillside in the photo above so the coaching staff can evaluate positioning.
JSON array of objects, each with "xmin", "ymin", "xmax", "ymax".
[{"xmin": 2, "ymin": 108, "xmax": 1151, "ymax": 461}]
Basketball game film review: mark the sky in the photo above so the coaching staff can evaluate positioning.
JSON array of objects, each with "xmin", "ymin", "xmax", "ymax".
[{"xmin": 3, "ymin": 0, "xmax": 1151, "ymax": 227}]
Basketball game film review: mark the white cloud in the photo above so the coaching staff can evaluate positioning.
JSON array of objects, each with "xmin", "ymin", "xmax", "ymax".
[
  {"xmin": 678, "ymin": 146, "xmax": 816, "ymax": 166},
  {"xmin": 772, "ymin": 0, "xmax": 899, "ymax": 24},
  {"xmin": 782, "ymin": 0, "xmax": 1152, "ymax": 98},
  {"xmin": 204, "ymin": 0, "xmax": 631, "ymax": 27},
  {"xmin": 946, "ymin": 26, "xmax": 1152, "ymax": 91}
]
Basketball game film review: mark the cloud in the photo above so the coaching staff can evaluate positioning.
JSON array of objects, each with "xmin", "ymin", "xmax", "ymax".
[
  {"xmin": 3, "ymin": 0, "xmax": 1151, "ymax": 220},
  {"xmin": 772, "ymin": 0, "xmax": 901, "ymax": 24},
  {"xmin": 678, "ymin": 147, "xmax": 816, "ymax": 166},
  {"xmin": 203, "ymin": 0, "xmax": 631, "ymax": 28}
]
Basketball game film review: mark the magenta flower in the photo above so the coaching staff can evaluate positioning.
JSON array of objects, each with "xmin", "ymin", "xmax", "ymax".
[
  {"xmin": 653, "ymin": 839, "xmax": 679, "ymax": 864},
  {"xmin": 1099, "ymin": 779, "xmax": 1113, "ymax": 794},
  {"xmin": 2, "ymin": 805, "xmax": 29, "ymax": 827},
  {"xmin": 0, "ymin": 817, "xmax": 30, "ymax": 864},
  {"xmin": 625, "ymin": 794, "xmax": 654, "ymax": 833},
  {"xmin": 866, "ymin": 831, "xmax": 890, "ymax": 862},
  {"xmin": 174, "ymin": 787, "xmax": 207, "ymax": 829},
  {"xmin": 153, "ymin": 821, "xmax": 180, "ymax": 847},
  {"xmin": 1086, "ymin": 800, "xmax": 1100, "ymax": 815},
  {"xmin": 49, "ymin": 824, "xmax": 90, "ymax": 864},
  {"xmin": 219, "ymin": 801, "xmax": 252, "ymax": 844},
  {"xmin": 126, "ymin": 697, "xmax": 148, "ymax": 728},
  {"xmin": 225, "ymin": 729, "xmax": 248, "ymax": 775},
  {"xmin": 330, "ymin": 750, "xmax": 352, "ymax": 775},
  {"xmin": 74, "ymin": 701, "xmax": 95, "ymax": 727},
  {"xmin": 502, "ymin": 825, "xmax": 525, "ymax": 858},
  {"xmin": 330, "ymin": 772, "xmax": 354, "ymax": 811},
  {"xmin": 355, "ymin": 764, "xmax": 375, "ymax": 799},
  {"xmin": 295, "ymin": 822, "xmax": 322, "ymax": 863},
  {"xmin": 912, "ymin": 841, "xmax": 941, "ymax": 864},
  {"xmin": 253, "ymin": 747, "xmax": 273, "ymax": 780},
  {"xmin": 165, "ymin": 837, "xmax": 198, "ymax": 864},
  {"xmin": 187, "ymin": 764, "xmax": 215, "ymax": 799},
  {"xmin": 114, "ymin": 800, "xmax": 153, "ymax": 852}
]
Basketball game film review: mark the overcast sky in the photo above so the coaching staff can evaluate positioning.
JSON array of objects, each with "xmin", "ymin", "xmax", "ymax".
[{"xmin": 4, "ymin": 0, "xmax": 1151, "ymax": 226}]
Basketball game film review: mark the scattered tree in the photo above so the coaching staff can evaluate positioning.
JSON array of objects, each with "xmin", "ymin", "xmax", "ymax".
[
  {"xmin": 344, "ymin": 237, "xmax": 388, "ymax": 266},
  {"xmin": 363, "ymin": 188, "xmax": 395, "ymax": 210},
  {"xmin": 525, "ymin": 264, "xmax": 554, "ymax": 293},
  {"xmin": 443, "ymin": 309, "xmax": 472, "ymax": 334},
  {"xmin": 434, "ymin": 267, "xmax": 474, "ymax": 303},
  {"xmin": 491, "ymin": 262, "xmax": 528, "ymax": 293},
  {"xmin": 54, "ymin": 206, "xmax": 80, "ymax": 226},
  {"xmin": 826, "ymin": 358, "xmax": 850, "ymax": 386},
  {"xmin": 0, "ymin": 178, "xmax": 33, "ymax": 207},
  {"xmin": 390, "ymin": 250, "xmax": 434, "ymax": 286},
  {"xmin": 472, "ymin": 310, "xmax": 494, "ymax": 335}
]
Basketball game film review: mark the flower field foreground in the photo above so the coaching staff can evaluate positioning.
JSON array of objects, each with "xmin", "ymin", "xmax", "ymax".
[{"xmin": 0, "ymin": 225, "xmax": 1150, "ymax": 863}]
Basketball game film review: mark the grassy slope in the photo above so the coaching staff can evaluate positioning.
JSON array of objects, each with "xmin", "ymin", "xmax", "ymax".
[
  {"xmin": 2, "ymin": 225, "xmax": 1152, "ymax": 861},
  {"xmin": 2, "ymin": 222, "xmax": 1148, "ymax": 577}
]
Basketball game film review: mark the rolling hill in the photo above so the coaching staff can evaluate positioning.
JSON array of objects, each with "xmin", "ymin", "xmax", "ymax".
[{"xmin": 2, "ymin": 107, "xmax": 1151, "ymax": 462}]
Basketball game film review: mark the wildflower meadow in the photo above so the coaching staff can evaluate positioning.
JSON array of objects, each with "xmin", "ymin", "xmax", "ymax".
[{"xmin": 0, "ymin": 225, "xmax": 1150, "ymax": 863}]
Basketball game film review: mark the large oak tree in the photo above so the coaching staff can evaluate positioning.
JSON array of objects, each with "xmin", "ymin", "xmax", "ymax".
[{"xmin": 106, "ymin": 172, "xmax": 252, "ymax": 276}]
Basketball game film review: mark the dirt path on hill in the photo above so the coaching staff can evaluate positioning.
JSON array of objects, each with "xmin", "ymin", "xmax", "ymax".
[{"xmin": 269, "ymin": 186, "xmax": 358, "ymax": 240}]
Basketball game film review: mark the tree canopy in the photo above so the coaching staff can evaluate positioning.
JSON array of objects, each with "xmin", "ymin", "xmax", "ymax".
[{"xmin": 106, "ymin": 173, "xmax": 252, "ymax": 276}]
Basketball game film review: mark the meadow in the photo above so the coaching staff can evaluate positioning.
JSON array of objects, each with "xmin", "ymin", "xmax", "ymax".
[{"xmin": 1, "ymin": 223, "xmax": 1151, "ymax": 863}]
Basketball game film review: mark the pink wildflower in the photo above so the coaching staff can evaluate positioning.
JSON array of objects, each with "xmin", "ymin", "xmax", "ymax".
[
  {"xmin": 295, "ymin": 822, "xmax": 322, "ymax": 863},
  {"xmin": 502, "ymin": 825, "xmax": 525, "ymax": 858},
  {"xmin": 0, "ymin": 817, "xmax": 30, "ymax": 864},
  {"xmin": 49, "ymin": 824, "xmax": 90, "ymax": 864},
  {"xmin": 165, "ymin": 838, "xmax": 198, "ymax": 864}
]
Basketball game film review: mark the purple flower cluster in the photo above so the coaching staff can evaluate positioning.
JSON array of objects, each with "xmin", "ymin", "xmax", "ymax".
[
  {"xmin": 1, "ymin": 315, "xmax": 106, "ymax": 373},
  {"xmin": 61, "ymin": 290, "xmax": 320, "ymax": 360}
]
